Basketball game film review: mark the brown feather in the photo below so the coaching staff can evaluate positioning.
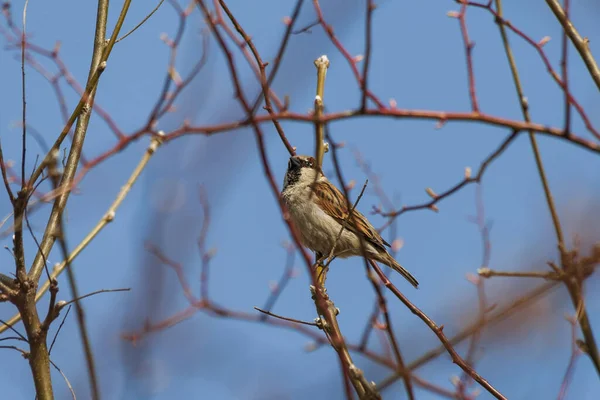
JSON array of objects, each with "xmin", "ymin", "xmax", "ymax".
[{"xmin": 311, "ymin": 180, "xmax": 388, "ymax": 252}]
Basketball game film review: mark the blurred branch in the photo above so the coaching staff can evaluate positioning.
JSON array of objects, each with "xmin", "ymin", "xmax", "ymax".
[
  {"xmin": 495, "ymin": 0, "xmax": 600, "ymax": 377},
  {"xmin": 216, "ymin": 0, "xmax": 293, "ymax": 155},
  {"xmin": 250, "ymin": 0, "xmax": 306, "ymax": 113},
  {"xmin": 370, "ymin": 261, "xmax": 506, "ymax": 399},
  {"xmin": 545, "ymin": 0, "xmax": 600, "ymax": 92},
  {"xmin": 477, "ymin": 268, "xmax": 560, "ymax": 280},
  {"xmin": 379, "ymin": 281, "xmax": 559, "ymax": 390},
  {"xmin": 259, "ymin": 243, "xmax": 296, "ymax": 319},
  {"xmin": 457, "ymin": 186, "xmax": 490, "ymax": 398},
  {"xmin": 0, "ymin": 135, "xmax": 163, "ymax": 335},
  {"xmin": 557, "ymin": 315, "xmax": 583, "ymax": 400}
]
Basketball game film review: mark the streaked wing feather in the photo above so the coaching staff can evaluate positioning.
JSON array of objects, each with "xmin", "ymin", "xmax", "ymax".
[{"xmin": 312, "ymin": 181, "xmax": 388, "ymax": 251}]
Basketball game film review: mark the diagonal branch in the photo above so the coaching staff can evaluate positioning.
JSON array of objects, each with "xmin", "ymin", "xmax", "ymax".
[{"xmin": 545, "ymin": 0, "xmax": 600, "ymax": 92}]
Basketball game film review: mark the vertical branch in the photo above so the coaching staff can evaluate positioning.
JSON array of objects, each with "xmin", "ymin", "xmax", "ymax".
[
  {"xmin": 457, "ymin": 1, "xmax": 479, "ymax": 112},
  {"xmin": 557, "ymin": 315, "xmax": 583, "ymax": 400},
  {"xmin": 20, "ymin": 0, "xmax": 29, "ymax": 188},
  {"xmin": 56, "ymin": 219, "xmax": 100, "ymax": 399},
  {"xmin": 366, "ymin": 269, "xmax": 414, "ymax": 400},
  {"xmin": 0, "ymin": 141, "xmax": 15, "ymax": 204},
  {"xmin": 28, "ymin": 0, "xmax": 132, "ymax": 282},
  {"xmin": 327, "ymin": 134, "xmax": 409, "ymax": 399},
  {"xmin": 360, "ymin": 0, "xmax": 374, "ymax": 111},
  {"xmin": 14, "ymin": 294, "xmax": 54, "ymax": 399},
  {"xmin": 457, "ymin": 185, "xmax": 489, "ymax": 397},
  {"xmin": 314, "ymin": 55, "xmax": 329, "ymax": 169},
  {"xmin": 560, "ymin": 0, "xmax": 571, "ymax": 134},
  {"xmin": 495, "ymin": 0, "xmax": 600, "ymax": 377},
  {"xmin": 46, "ymin": 149, "xmax": 99, "ymax": 400}
]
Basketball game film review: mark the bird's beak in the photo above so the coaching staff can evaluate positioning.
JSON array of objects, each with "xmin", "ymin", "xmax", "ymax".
[{"xmin": 289, "ymin": 156, "xmax": 302, "ymax": 169}]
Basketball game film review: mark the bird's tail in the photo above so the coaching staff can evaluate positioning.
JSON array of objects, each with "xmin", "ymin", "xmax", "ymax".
[{"xmin": 382, "ymin": 254, "xmax": 419, "ymax": 288}]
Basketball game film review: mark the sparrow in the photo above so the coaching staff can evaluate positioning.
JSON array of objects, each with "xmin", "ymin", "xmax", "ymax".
[{"xmin": 281, "ymin": 155, "xmax": 419, "ymax": 288}]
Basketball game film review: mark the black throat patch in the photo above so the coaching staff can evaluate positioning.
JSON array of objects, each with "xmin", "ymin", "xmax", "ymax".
[{"xmin": 283, "ymin": 165, "xmax": 301, "ymax": 189}]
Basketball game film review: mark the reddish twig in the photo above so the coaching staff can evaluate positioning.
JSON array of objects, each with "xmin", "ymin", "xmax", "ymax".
[
  {"xmin": 456, "ymin": 1, "xmax": 479, "ymax": 112},
  {"xmin": 260, "ymin": 242, "xmax": 297, "ymax": 320},
  {"xmin": 560, "ymin": 0, "xmax": 571, "ymax": 135},
  {"xmin": 370, "ymin": 260, "xmax": 506, "ymax": 400},
  {"xmin": 360, "ymin": 0, "xmax": 375, "ymax": 111},
  {"xmin": 378, "ymin": 130, "xmax": 518, "ymax": 226},
  {"xmin": 461, "ymin": 1, "xmax": 600, "ymax": 140}
]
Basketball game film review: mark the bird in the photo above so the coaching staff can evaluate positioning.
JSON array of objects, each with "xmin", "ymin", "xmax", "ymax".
[{"xmin": 281, "ymin": 155, "xmax": 418, "ymax": 288}]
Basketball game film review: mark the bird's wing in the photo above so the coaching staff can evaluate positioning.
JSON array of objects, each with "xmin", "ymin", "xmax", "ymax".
[{"xmin": 312, "ymin": 180, "xmax": 389, "ymax": 251}]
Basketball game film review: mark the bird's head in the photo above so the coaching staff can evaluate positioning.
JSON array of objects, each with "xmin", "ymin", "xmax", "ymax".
[{"xmin": 283, "ymin": 155, "xmax": 322, "ymax": 189}]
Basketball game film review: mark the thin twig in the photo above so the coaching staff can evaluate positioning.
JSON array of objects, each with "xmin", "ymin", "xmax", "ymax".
[
  {"xmin": 0, "ymin": 136, "xmax": 162, "ymax": 335},
  {"xmin": 49, "ymin": 305, "xmax": 72, "ymax": 355},
  {"xmin": 370, "ymin": 261, "xmax": 506, "ymax": 400},
  {"xmin": 49, "ymin": 359, "xmax": 76, "ymax": 400},
  {"xmin": 379, "ymin": 130, "xmax": 518, "ymax": 224},
  {"xmin": 360, "ymin": 0, "xmax": 375, "ymax": 111},
  {"xmin": 0, "ymin": 140, "xmax": 15, "ymax": 203},
  {"xmin": 378, "ymin": 281, "xmax": 559, "ymax": 390},
  {"xmin": 560, "ymin": 0, "xmax": 571, "ymax": 134},
  {"xmin": 250, "ymin": 0, "xmax": 306, "ymax": 113},
  {"xmin": 61, "ymin": 288, "xmax": 131, "ymax": 308},
  {"xmin": 116, "ymin": 0, "xmax": 165, "ymax": 43},
  {"xmin": 20, "ymin": 0, "xmax": 29, "ymax": 189},
  {"xmin": 260, "ymin": 243, "xmax": 296, "ymax": 319},
  {"xmin": 457, "ymin": 1, "xmax": 479, "ymax": 112},
  {"xmin": 253, "ymin": 307, "xmax": 318, "ymax": 327},
  {"xmin": 0, "ymin": 319, "xmax": 28, "ymax": 342},
  {"xmin": 325, "ymin": 179, "xmax": 369, "ymax": 266},
  {"xmin": 216, "ymin": 0, "xmax": 293, "ymax": 155},
  {"xmin": 326, "ymin": 131, "xmax": 408, "ymax": 399}
]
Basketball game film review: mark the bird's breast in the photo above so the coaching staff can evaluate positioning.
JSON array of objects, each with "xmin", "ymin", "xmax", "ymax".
[{"xmin": 282, "ymin": 185, "xmax": 351, "ymax": 255}]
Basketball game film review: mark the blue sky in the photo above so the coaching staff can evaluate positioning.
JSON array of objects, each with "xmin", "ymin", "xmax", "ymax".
[{"xmin": 1, "ymin": 0, "xmax": 600, "ymax": 399}]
